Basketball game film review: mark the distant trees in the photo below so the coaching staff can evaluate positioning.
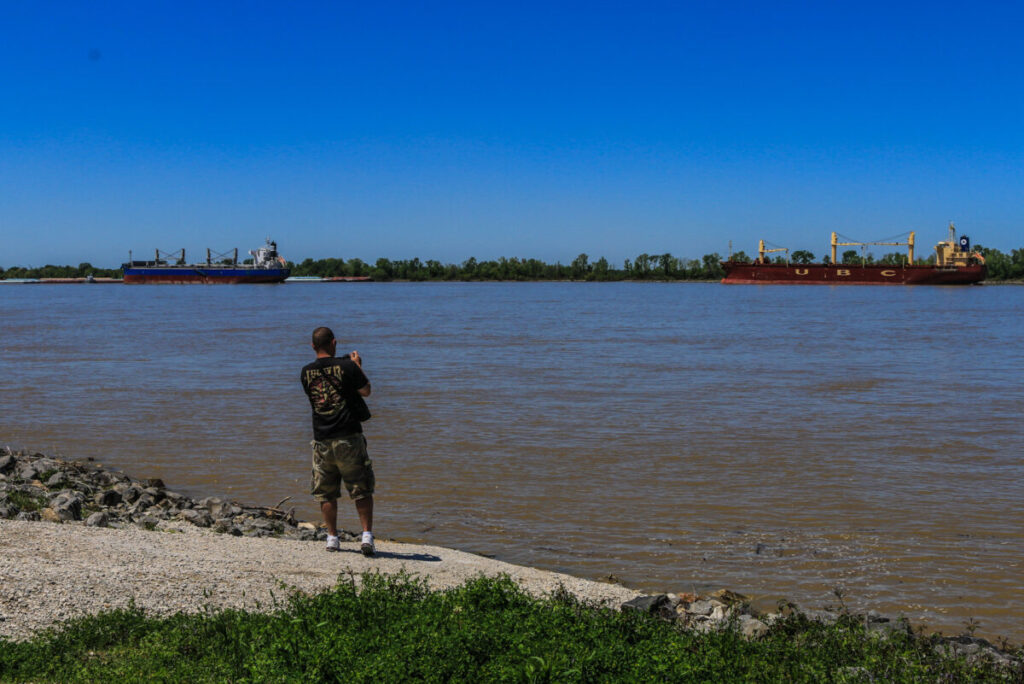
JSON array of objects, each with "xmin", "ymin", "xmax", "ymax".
[
  {"xmin": 728, "ymin": 251, "xmax": 751, "ymax": 263},
  {"xmin": 280, "ymin": 251, "xmax": 730, "ymax": 282},
  {"xmin": 7, "ymin": 244, "xmax": 1024, "ymax": 282},
  {"xmin": 0, "ymin": 263, "xmax": 121, "ymax": 279},
  {"xmin": 791, "ymin": 250, "xmax": 815, "ymax": 264},
  {"xmin": 977, "ymin": 245, "xmax": 1024, "ymax": 280}
]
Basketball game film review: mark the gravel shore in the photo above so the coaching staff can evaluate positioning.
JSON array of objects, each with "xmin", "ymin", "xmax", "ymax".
[{"xmin": 0, "ymin": 518, "xmax": 640, "ymax": 642}]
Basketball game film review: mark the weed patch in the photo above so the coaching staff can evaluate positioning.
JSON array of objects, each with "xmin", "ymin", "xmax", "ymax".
[{"xmin": 0, "ymin": 573, "xmax": 1018, "ymax": 682}]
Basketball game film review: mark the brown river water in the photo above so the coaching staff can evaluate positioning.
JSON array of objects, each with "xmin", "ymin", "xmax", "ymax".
[{"xmin": 1, "ymin": 282, "xmax": 1021, "ymax": 641}]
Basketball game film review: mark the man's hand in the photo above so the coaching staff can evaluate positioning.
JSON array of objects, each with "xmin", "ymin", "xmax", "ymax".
[{"xmin": 349, "ymin": 351, "xmax": 362, "ymax": 367}]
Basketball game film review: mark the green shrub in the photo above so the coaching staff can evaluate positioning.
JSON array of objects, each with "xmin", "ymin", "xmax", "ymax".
[
  {"xmin": 0, "ymin": 573, "xmax": 1017, "ymax": 682},
  {"xmin": 7, "ymin": 491, "xmax": 44, "ymax": 512}
]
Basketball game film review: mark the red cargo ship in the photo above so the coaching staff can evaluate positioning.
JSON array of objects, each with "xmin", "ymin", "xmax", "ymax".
[{"xmin": 722, "ymin": 224, "xmax": 986, "ymax": 285}]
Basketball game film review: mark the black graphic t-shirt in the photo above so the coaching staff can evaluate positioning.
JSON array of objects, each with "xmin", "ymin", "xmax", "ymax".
[{"xmin": 300, "ymin": 357, "xmax": 369, "ymax": 440}]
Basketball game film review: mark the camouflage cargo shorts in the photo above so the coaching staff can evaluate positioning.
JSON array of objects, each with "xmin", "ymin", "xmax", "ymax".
[{"xmin": 310, "ymin": 434, "xmax": 375, "ymax": 502}]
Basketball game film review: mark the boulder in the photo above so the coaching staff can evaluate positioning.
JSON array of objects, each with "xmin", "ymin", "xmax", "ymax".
[
  {"xmin": 738, "ymin": 615, "xmax": 769, "ymax": 639},
  {"xmin": 49, "ymin": 492, "xmax": 83, "ymax": 521},
  {"xmin": 621, "ymin": 594, "xmax": 677, "ymax": 621},
  {"xmin": 95, "ymin": 489, "xmax": 122, "ymax": 507},
  {"xmin": 686, "ymin": 600, "xmax": 714, "ymax": 617},
  {"xmin": 119, "ymin": 485, "xmax": 142, "ymax": 504},
  {"xmin": 209, "ymin": 501, "xmax": 242, "ymax": 519},
  {"xmin": 0, "ymin": 454, "xmax": 14, "ymax": 473},
  {"xmin": 181, "ymin": 509, "xmax": 213, "ymax": 528},
  {"xmin": 212, "ymin": 518, "xmax": 236, "ymax": 534},
  {"xmin": 39, "ymin": 507, "xmax": 62, "ymax": 523},
  {"xmin": 710, "ymin": 589, "xmax": 748, "ymax": 605},
  {"xmin": 145, "ymin": 478, "xmax": 166, "ymax": 489},
  {"xmin": 85, "ymin": 511, "xmax": 109, "ymax": 527},
  {"xmin": 45, "ymin": 472, "xmax": 67, "ymax": 489},
  {"xmin": 142, "ymin": 487, "xmax": 165, "ymax": 503},
  {"xmin": 17, "ymin": 465, "xmax": 38, "ymax": 481}
]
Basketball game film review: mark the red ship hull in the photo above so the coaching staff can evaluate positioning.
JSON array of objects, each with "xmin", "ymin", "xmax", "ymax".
[{"xmin": 721, "ymin": 263, "xmax": 986, "ymax": 285}]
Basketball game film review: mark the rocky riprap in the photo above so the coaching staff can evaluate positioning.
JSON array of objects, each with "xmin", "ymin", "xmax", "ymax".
[
  {"xmin": 0, "ymin": 447, "xmax": 354, "ymax": 542},
  {"xmin": 622, "ymin": 586, "xmax": 1022, "ymax": 670}
]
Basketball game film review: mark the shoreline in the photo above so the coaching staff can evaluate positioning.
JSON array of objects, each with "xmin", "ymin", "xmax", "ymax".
[{"xmin": 1, "ymin": 448, "xmax": 1020, "ymax": 668}]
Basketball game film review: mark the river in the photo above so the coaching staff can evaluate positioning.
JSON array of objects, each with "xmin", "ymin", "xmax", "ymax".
[{"xmin": 1, "ymin": 281, "xmax": 1021, "ymax": 640}]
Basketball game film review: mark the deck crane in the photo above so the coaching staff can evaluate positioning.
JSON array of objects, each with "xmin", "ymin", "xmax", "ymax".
[
  {"xmin": 757, "ymin": 240, "xmax": 790, "ymax": 264},
  {"xmin": 830, "ymin": 232, "xmax": 915, "ymax": 264}
]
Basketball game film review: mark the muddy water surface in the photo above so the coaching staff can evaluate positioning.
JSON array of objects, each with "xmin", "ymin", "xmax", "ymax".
[{"xmin": 1, "ymin": 282, "xmax": 1021, "ymax": 640}]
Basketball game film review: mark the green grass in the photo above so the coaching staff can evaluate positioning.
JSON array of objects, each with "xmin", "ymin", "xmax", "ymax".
[
  {"xmin": 0, "ymin": 573, "xmax": 1017, "ymax": 683},
  {"xmin": 6, "ymin": 491, "xmax": 44, "ymax": 512}
]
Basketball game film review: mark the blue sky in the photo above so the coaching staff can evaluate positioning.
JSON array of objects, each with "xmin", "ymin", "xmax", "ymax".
[{"xmin": 2, "ymin": 1, "xmax": 1022, "ymax": 267}]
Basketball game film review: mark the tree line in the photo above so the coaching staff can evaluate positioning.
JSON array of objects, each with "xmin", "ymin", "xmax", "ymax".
[
  {"xmin": 287, "ymin": 252, "xmax": 728, "ymax": 281},
  {"xmin": 3, "ymin": 245, "xmax": 1024, "ymax": 280},
  {"xmin": 0, "ymin": 263, "xmax": 122, "ymax": 280}
]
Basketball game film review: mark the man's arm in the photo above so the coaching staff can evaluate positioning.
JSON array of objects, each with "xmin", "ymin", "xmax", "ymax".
[{"xmin": 349, "ymin": 351, "xmax": 372, "ymax": 397}]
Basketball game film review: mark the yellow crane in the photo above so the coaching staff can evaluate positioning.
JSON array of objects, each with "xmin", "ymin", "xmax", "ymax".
[
  {"xmin": 830, "ymin": 232, "xmax": 915, "ymax": 264},
  {"xmin": 757, "ymin": 240, "xmax": 789, "ymax": 264}
]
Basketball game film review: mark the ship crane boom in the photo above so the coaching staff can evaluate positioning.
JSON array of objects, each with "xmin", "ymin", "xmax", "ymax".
[
  {"xmin": 830, "ymin": 232, "xmax": 915, "ymax": 264},
  {"xmin": 757, "ymin": 240, "xmax": 790, "ymax": 264}
]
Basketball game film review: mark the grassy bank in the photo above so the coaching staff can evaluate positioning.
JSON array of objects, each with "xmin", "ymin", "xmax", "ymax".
[{"xmin": 0, "ymin": 573, "xmax": 1018, "ymax": 683}]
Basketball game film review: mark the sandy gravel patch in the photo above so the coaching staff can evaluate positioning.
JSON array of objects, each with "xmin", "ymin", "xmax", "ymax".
[{"xmin": 0, "ymin": 519, "xmax": 640, "ymax": 641}]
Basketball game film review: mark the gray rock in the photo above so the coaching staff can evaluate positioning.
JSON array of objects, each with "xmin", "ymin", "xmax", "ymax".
[
  {"xmin": 198, "ymin": 496, "xmax": 222, "ymax": 510},
  {"xmin": 621, "ymin": 594, "xmax": 677, "ymax": 620},
  {"xmin": 868, "ymin": 618, "xmax": 911, "ymax": 636},
  {"xmin": 686, "ymin": 600, "xmax": 714, "ymax": 617},
  {"xmin": 709, "ymin": 601, "xmax": 731, "ymax": 622},
  {"xmin": 85, "ymin": 511, "xmax": 109, "ymax": 527},
  {"xmin": 0, "ymin": 505, "xmax": 16, "ymax": 519},
  {"xmin": 136, "ymin": 515, "xmax": 161, "ymax": 530},
  {"xmin": 0, "ymin": 454, "xmax": 14, "ymax": 473},
  {"xmin": 803, "ymin": 610, "xmax": 839, "ymax": 625},
  {"xmin": 142, "ymin": 487, "xmax": 165, "ymax": 503},
  {"xmin": 45, "ymin": 472, "xmax": 67, "ymax": 489},
  {"xmin": 15, "ymin": 510, "xmax": 40, "ymax": 522},
  {"xmin": 49, "ymin": 492, "xmax": 83, "ymax": 521},
  {"xmin": 181, "ymin": 509, "xmax": 213, "ymax": 528},
  {"xmin": 34, "ymin": 458, "xmax": 60, "ymax": 473},
  {"xmin": 95, "ymin": 489, "xmax": 122, "ymax": 507},
  {"xmin": 738, "ymin": 615, "xmax": 769, "ymax": 639},
  {"xmin": 96, "ymin": 471, "xmax": 127, "ymax": 486},
  {"xmin": 241, "ymin": 518, "xmax": 280, "ymax": 537},
  {"xmin": 145, "ymin": 478, "xmax": 165, "ymax": 489},
  {"xmin": 208, "ymin": 501, "xmax": 240, "ymax": 519},
  {"xmin": 212, "ymin": 518, "xmax": 235, "ymax": 534},
  {"xmin": 17, "ymin": 465, "xmax": 39, "ymax": 481},
  {"xmin": 120, "ymin": 485, "xmax": 142, "ymax": 504}
]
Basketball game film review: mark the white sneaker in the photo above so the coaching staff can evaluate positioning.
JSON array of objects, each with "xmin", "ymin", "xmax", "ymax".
[
  {"xmin": 360, "ymin": 531, "xmax": 375, "ymax": 557},
  {"xmin": 326, "ymin": 535, "xmax": 340, "ymax": 552}
]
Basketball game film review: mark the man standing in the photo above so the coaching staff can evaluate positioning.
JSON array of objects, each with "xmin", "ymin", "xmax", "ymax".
[{"xmin": 300, "ymin": 326, "xmax": 375, "ymax": 556}]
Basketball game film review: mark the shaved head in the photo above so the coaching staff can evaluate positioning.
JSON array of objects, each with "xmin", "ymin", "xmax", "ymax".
[{"xmin": 312, "ymin": 326, "xmax": 335, "ymax": 353}]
